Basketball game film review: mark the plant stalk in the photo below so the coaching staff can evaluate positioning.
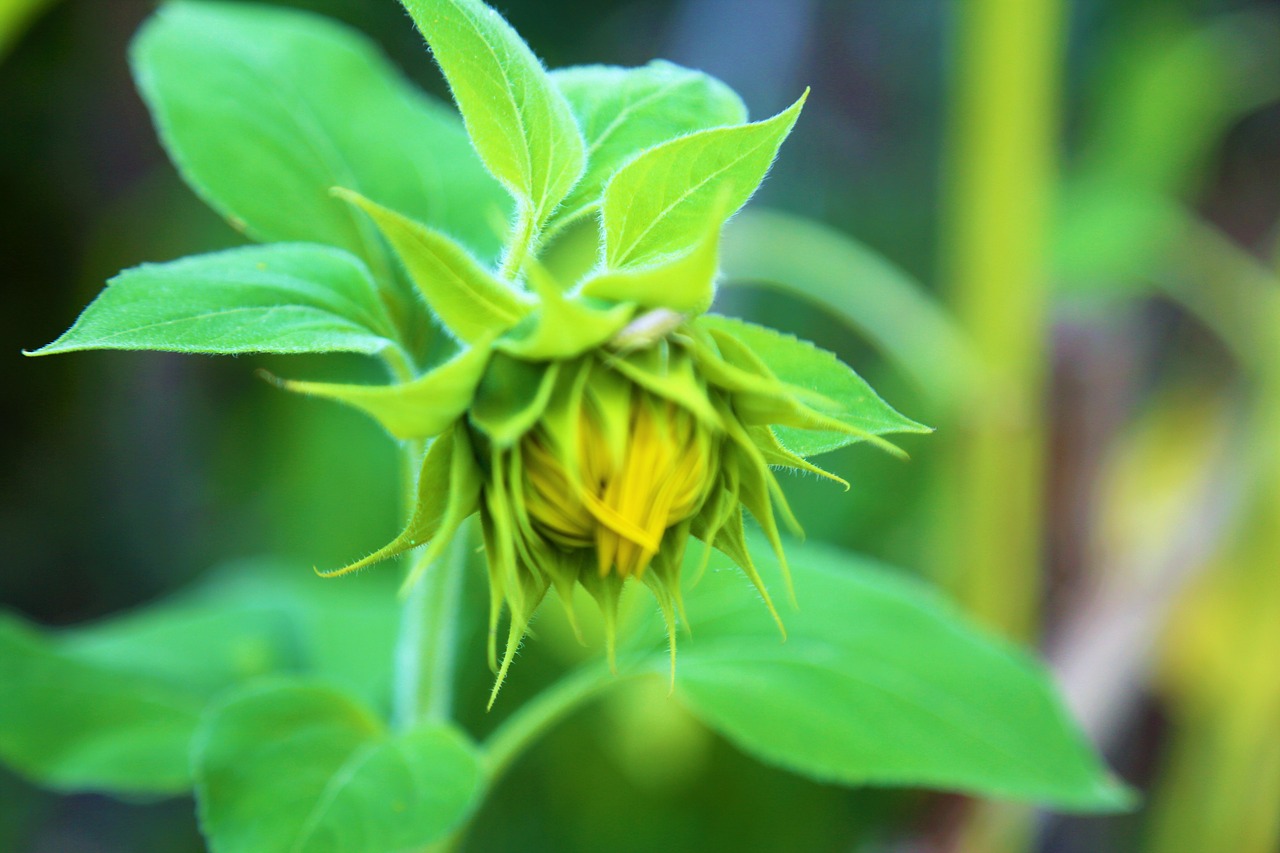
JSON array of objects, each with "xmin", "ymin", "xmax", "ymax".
[
  {"xmin": 938, "ymin": 0, "xmax": 1063, "ymax": 642},
  {"xmin": 939, "ymin": 0, "xmax": 1063, "ymax": 849}
]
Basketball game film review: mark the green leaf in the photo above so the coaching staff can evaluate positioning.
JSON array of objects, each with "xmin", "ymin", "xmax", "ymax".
[
  {"xmin": 280, "ymin": 339, "xmax": 492, "ymax": 440},
  {"xmin": 336, "ymin": 190, "xmax": 531, "ymax": 343},
  {"xmin": 699, "ymin": 315, "xmax": 930, "ymax": 456},
  {"xmin": 401, "ymin": 0, "xmax": 585, "ymax": 234},
  {"xmin": 28, "ymin": 243, "xmax": 403, "ymax": 358},
  {"xmin": 0, "ymin": 613, "xmax": 204, "ymax": 796},
  {"xmin": 0, "ymin": 563, "xmax": 402, "ymax": 798},
  {"xmin": 580, "ymin": 208, "xmax": 722, "ymax": 313},
  {"xmin": 194, "ymin": 681, "xmax": 481, "ymax": 853},
  {"xmin": 61, "ymin": 561, "xmax": 401, "ymax": 712},
  {"xmin": 547, "ymin": 60, "xmax": 747, "ymax": 235},
  {"xmin": 132, "ymin": 1, "xmax": 508, "ymax": 269},
  {"xmin": 602, "ymin": 92, "xmax": 806, "ymax": 271},
  {"xmin": 663, "ymin": 541, "xmax": 1133, "ymax": 811}
]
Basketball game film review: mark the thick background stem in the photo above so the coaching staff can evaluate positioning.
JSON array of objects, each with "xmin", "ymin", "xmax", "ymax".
[
  {"xmin": 938, "ymin": 0, "xmax": 1063, "ymax": 849},
  {"xmin": 938, "ymin": 0, "xmax": 1062, "ymax": 645}
]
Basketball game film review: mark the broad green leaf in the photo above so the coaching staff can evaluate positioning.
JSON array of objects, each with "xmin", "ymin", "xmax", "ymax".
[
  {"xmin": 602, "ymin": 92, "xmax": 806, "ymax": 271},
  {"xmin": 337, "ymin": 190, "xmax": 530, "ymax": 343},
  {"xmin": 547, "ymin": 61, "xmax": 747, "ymax": 235},
  {"xmin": 0, "ymin": 613, "xmax": 204, "ymax": 796},
  {"xmin": 651, "ymin": 541, "xmax": 1133, "ymax": 810},
  {"xmin": 63, "ymin": 561, "xmax": 401, "ymax": 711},
  {"xmin": 699, "ymin": 315, "xmax": 930, "ymax": 456},
  {"xmin": 0, "ymin": 562, "xmax": 401, "ymax": 798},
  {"xmin": 720, "ymin": 208, "xmax": 973, "ymax": 409},
  {"xmin": 401, "ymin": 0, "xmax": 585, "ymax": 233},
  {"xmin": 132, "ymin": 1, "xmax": 508, "ymax": 271},
  {"xmin": 28, "ymin": 244, "xmax": 403, "ymax": 358},
  {"xmin": 194, "ymin": 681, "xmax": 480, "ymax": 853},
  {"xmin": 580, "ymin": 209, "xmax": 722, "ymax": 313},
  {"xmin": 281, "ymin": 339, "xmax": 492, "ymax": 440}
]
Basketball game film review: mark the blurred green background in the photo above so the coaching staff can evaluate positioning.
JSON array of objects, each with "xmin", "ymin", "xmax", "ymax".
[{"xmin": 2, "ymin": 0, "xmax": 1278, "ymax": 850}]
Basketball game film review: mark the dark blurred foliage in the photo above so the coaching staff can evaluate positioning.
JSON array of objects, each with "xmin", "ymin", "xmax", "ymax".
[{"xmin": 3, "ymin": 0, "xmax": 1279, "ymax": 851}]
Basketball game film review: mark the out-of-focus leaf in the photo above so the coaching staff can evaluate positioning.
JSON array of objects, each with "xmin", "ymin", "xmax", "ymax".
[
  {"xmin": 603, "ymin": 94, "xmax": 806, "ymax": 271},
  {"xmin": 0, "ymin": 614, "xmax": 202, "ymax": 796},
  {"xmin": 645, "ymin": 541, "xmax": 1134, "ymax": 811},
  {"xmin": 1054, "ymin": 10, "xmax": 1280, "ymax": 289},
  {"xmin": 400, "ymin": 0, "xmax": 585, "ymax": 236},
  {"xmin": 548, "ymin": 61, "xmax": 747, "ymax": 235},
  {"xmin": 29, "ymin": 244, "xmax": 403, "ymax": 358},
  {"xmin": 132, "ymin": 1, "xmax": 508, "ymax": 270},
  {"xmin": 0, "ymin": 0, "xmax": 57, "ymax": 58},
  {"xmin": 700, "ymin": 315, "xmax": 930, "ymax": 456},
  {"xmin": 194, "ymin": 681, "xmax": 480, "ymax": 853},
  {"xmin": 720, "ymin": 209, "xmax": 972, "ymax": 410},
  {"xmin": 0, "ymin": 561, "xmax": 401, "ymax": 798}
]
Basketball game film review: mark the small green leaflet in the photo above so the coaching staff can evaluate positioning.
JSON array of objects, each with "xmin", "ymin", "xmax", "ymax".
[
  {"xmin": 194, "ymin": 681, "xmax": 481, "ymax": 853},
  {"xmin": 28, "ymin": 244, "xmax": 404, "ymax": 358},
  {"xmin": 634, "ymin": 541, "xmax": 1134, "ymax": 810},
  {"xmin": 132, "ymin": 1, "xmax": 509, "ymax": 269},
  {"xmin": 548, "ymin": 60, "xmax": 748, "ymax": 236},
  {"xmin": 603, "ymin": 92, "xmax": 807, "ymax": 271},
  {"xmin": 401, "ymin": 0, "xmax": 585, "ymax": 236},
  {"xmin": 699, "ymin": 315, "xmax": 931, "ymax": 456},
  {"xmin": 337, "ymin": 190, "xmax": 531, "ymax": 344}
]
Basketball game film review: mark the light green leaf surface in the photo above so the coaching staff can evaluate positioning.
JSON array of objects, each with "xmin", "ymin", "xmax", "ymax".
[
  {"xmin": 0, "ymin": 614, "xmax": 203, "ymax": 796},
  {"xmin": 580, "ymin": 210, "xmax": 722, "ymax": 313},
  {"xmin": 700, "ymin": 315, "xmax": 930, "ymax": 456},
  {"xmin": 547, "ymin": 61, "xmax": 747, "ymax": 235},
  {"xmin": 132, "ymin": 1, "xmax": 508, "ymax": 270},
  {"xmin": 29, "ymin": 244, "xmax": 403, "ymax": 358},
  {"xmin": 194, "ymin": 681, "xmax": 480, "ymax": 853},
  {"xmin": 661, "ymin": 541, "xmax": 1133, "ymax": 810},
  {"xmin": 602, "ymin": 92, "xmax": 806, "ymax": 271},
  {"xmin": 337, "ymin": 190, "xmax": 530, "ymax": 343},
  {"xmin": 281, "ymin": 340, "xmax": 492, "ymax": 440},
  {"xmin": 401, "ymin": 0, "xmax": 585, "ymax": 233},
  {"xmin": 0, "ymin": 563, "xmax": 401, "ymax": 797}
]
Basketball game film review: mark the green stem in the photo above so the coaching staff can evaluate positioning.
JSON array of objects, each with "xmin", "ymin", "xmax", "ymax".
[
  {"xmin": 498, "ymin": 206, "xmax": 537, "ymax": 282},
  {"xmin": 391, "ymin": 445, "xmax": 470, "ymax": 730},
  {"xmin": 483, "ymin": 664, "xmax": 639, "ymax": 782},
  {"xmin": 938, "ymin": 0, "xmax": 1063, "ymax": 642}
]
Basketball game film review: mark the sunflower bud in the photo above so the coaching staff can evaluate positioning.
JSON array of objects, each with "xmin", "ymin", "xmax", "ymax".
[{"xmin": 277, "ymin": 187, "xmax": 927, "ymax": 705}]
